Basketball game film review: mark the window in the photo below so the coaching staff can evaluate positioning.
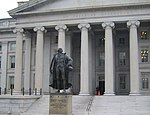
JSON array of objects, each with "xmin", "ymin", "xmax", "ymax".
[
  {"xmin": 0, "ymin": 56, "xmax": 1, "ymax": 69},
  {"xmin": 0, "ymin": 43, "xmax": 2, "ymax": 51},
  {"xmin": 119, "ymin": 52, "xmax": 126, "ymax": 66},
  {"xmin": 142, "ymin": 78, "xmax": 149, "ymax": 89},
  {"xmin": 0, "ymin": 75, "xmax": 2, "ymax": 87},
  {"xmin": 141, "ymin": 49, "xmax": 148, "ymax": 62},
  {"xmin": 119, "ymin": 74, "xmax": 126, "ymax": 89},
  {"xmin": 55, "ymin": 36, "xmax": 58, "ymax": 44},
  {"xmin": 99, "ymin": 52, "xmax": 105, "ymax": 66},
  {"xmin": 141, "ymin": 31, "xmax": 148, "ymax": 40},
  {"xmin": 10, "ymin": 56, "xmax": 15, "ymax": 68},
  {"xmin": 9, "ymin": 76, "xmax": 14, "ymax": 89},
  {"xmin": 141, "ymin": 72, "xmax": 150, "ymax": 89},
  {"xmin": 119, "ymin": 38, "xmax": 125, "ymax": 45},
  {"xmin": 9, "ymin": 42, "xmax": 16, "ymax": 51},
  {"xmin": 99, "ymin": 38, "xmax": 105, "ymax": 46}
]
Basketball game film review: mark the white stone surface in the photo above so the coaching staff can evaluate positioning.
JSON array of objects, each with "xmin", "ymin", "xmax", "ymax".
[
  {"xmin": 127, "ymin": 20, "xmax": 140, "ymax": 95},
  {"xmin": 0, "ymin": 95, "xmax": 39, "ymax": 115},
  {"xmin": 34, "ymin": 27, "xmax": 46, "ymax": 93},
  {"xmin": 90, "ymin": 96, "xmax": 150, "ymax": 115},
  {"xmin": 24, "ymin": 34, "xmax": 31, "ymax": 92},
  {"xmin": 1, "ymin": 41, "xmax": 8, "ymax": 90},
  {"xmin": 78, "ymin": 23, "xmax": 91, "ymax": 95},
  {"xmin": 55, "ymin": 24, "xmax": 67, "ymax": 52},
  {"xmin": 19, "ymin": 95, "xmax": 150, "ymax": 115},
  {"xmin": 102, "ymin": 22, "xmax": 115, "ymax": 95},
  {"xmin": 13, "ymin": 28, "xmax": 24, "ymax": 92}
]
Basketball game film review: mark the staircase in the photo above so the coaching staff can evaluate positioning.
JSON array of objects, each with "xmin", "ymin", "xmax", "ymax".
[
  {"xmin": 21, "ymin": 95, "xmax": 49, "ymax": 115},
  {"xmin": 90, "ymin": 96, "xmax": 150, "ymax": 115},
  {"xmin": 21, "ymin": 95, "xmax": 92, "ymax": 115},
  {"xmin": 72, "ymin": 95, "xmax": 92, "ymax": 115},
  {"xmin": 21, "ymin": 95, "xmax": 150, "ymax": 115}
]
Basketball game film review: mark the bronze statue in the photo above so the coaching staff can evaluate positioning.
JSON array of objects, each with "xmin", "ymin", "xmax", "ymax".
[{"xmin": 50, "ymin": 48, "xmax": 73, "ymax": 93}]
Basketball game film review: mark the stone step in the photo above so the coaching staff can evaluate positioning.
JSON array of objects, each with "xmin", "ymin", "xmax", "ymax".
[
  {"xmin": 22, "ymin": 95, "xmax": 91, "ymax": 115},
  {"xmin": 90, "ymin": 96, "xmax": 150, "ymax": 115},
  {"xmin": 22, "ymin": 95, "xmax": 150, "ymax": 115}
]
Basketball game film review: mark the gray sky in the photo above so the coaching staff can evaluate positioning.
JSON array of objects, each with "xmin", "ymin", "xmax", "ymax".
[{"xmin": 0, "ymin": 0, "xmax": 28, "ymax": 19}]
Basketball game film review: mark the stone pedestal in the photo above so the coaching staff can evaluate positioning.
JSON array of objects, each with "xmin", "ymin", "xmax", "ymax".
[{"xmin": 49, "ymin": 94, "xmax": 72, "ymax": 115}]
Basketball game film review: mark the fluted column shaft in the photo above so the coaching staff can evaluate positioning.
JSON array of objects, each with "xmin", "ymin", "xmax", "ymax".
[
  {"xmin": 34, "ymin": 26, "xmax": 46, "ymax": 93},
  {"xmin": 78, "ymin": 23, "xmax": 91, "ymax": 95},
  {"xmin": 1, "ymin": 41, "xmax": 8, "ymax": 91},
  {"xmin": 102, "ymin": 22, "xmax": 115, "ymax": 95},
  {"xmin": 127, "ymin": 20, "xmax": 140, "ymax": 95},
  {"xmin": 13, "ymin": 28, "xmax": 24, "ymax": 92},
  {"xmin": 24, "ymin": 33, "xmax": 31, "ymax": 92},
  {"xmin": 55, "ymin": 25, "xmax": 67, "ymax": 51}
]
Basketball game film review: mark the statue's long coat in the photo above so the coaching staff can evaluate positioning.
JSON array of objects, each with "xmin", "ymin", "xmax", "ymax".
[{"xmin": 49, "ymin": 53, "xmax": 73, "ymax": 89}]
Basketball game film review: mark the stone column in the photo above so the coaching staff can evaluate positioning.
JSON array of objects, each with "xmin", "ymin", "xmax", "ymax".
[
  {"xmin": 78, "ymin": 23, "xmax": 91, "ymax": 95},
  {"xmin": 66, "ymin": 32, "xmax": 72, "ymax": 57},
  {"xmin": 55, "ymin": 24, "xmax": 67, "ymax": 52},
  {"xmin": 34, "ymin": 26, "xmax": 46, "ymax": 93},
  {"xmin": 24, "ymin": 33, "xmax": 31, "ymax": 92},
  {"xmin": 1, "ymin": 41, "xmax": 8, "ymax": 91},
  {"xmin": 13, "ymin": 28, "xmax": 24, "ymax": 93},
  {"xmin": 127, "ymin": 20, "xmax": 140, "ymax": 95},
  {"xmin": 102, "ymin": 22, "xmax": 115, "ymax": 95}
]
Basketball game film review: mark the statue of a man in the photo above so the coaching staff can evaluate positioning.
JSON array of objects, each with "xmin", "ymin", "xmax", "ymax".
[{"xmin": 50, "ymin": 48, "xmax": 73, "ymax": 93}]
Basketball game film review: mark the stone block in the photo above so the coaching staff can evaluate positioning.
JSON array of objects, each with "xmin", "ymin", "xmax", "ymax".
[{"xmin": 49, "ymin": 94, "xmax": 72, "ymax": 115}]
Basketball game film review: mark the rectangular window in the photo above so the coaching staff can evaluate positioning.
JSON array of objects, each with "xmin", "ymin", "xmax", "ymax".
[
  {"xmin": 141, "ymin": 49, "xmax": 148, "ymax": 62},
  {"xmin": 0, "ymin": 75, "xmax": 2, "ymax": 87},
  {"xmin": 119, "ymin": 74, "xmax": 126, "ymax": 89},
  {"xmin": 142, "ymin": 78, "xmax": 149, "ymax": 89},
  {"xmin": 99, "ymin": 52, "xmax": 105, "ymax": 66},
  {"xmin": 119, "ymin": 52, "xmax": 126, "ymax": 66},
  {"xmin": 55, "ymin": 36, "xmax": 58, "ymax": 44},
  {"xmin": 141, "ymin": 72, "xmax": 150, "ymax": 89},
  {"xmin": 0, "ymin": 56, "xmax": 1, "ymax": 69},
  {"xmin": 10, "ymin": 56, "xmax": 15, "ymax": 68},
  {"xmin": 0, "ymin": 42, "xmax": 2, "ymax": 51},
  {"xmin": 119, "ymin": 38, "xmax": 125, "ymax": 45},
  {"xmin": 9, "ymin": 42, "xmax": 16, "ymax": 51},
  {"xmin": 141, "ymin": 31, "xmax": 148, "ymax": 40},
  {"xmin": 9, "ymin": 76, "xmax": 14, "ymax": 89}
]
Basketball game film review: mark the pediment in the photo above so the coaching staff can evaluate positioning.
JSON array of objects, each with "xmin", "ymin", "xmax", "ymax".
[{"xmin": 9, "ymin": 0, "xmax": 150, "ymax": 17}]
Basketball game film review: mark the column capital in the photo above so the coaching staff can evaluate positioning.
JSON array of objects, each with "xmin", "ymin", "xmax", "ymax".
[
  {"xmin": 102, "ymin": 22, "xmax": 115, "ymax": 29},
  {"xmin": 55, "ymin": 24, "xmax": 68, "ymax": 31},
  {"xmin": 127, "ymin": 20, "xmax": 140, "ymax": 28},
  {"xmin": 78, "ymin": 23, "xmax": 91, "ymax": 30},
  {"xmin": 34, "ymin": 26, "xmax": 46, "ymax": 32},
  {"xmin": 13, "ymin": 28, "xmax": 24, "ymax": 34}
]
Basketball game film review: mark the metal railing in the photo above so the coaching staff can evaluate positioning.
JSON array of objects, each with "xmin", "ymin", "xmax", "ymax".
[
  {"xmin": 0, "ymin": 87, "xmax": 43, "ymax": 96},
  {"xmin": 86, "ymin": 96, "xmax": 95, "ymax": 115}
]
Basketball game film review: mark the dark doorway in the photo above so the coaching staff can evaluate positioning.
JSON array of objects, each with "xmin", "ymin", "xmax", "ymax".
[
  {"xmin": 99, "ymin": 81, "xmax": 105, "ymax": 95},
  {"xmin": 97, "ymin": 81, "xmax": 105, "ymax": 95}
]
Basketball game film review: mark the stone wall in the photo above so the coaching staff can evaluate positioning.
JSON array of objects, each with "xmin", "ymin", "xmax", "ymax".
[{"xmin": 0, "ymin": 95, "xmax": 40, "ymax": 115}]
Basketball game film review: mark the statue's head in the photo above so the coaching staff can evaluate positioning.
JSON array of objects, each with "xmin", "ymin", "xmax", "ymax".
[{"xmin": 57, "ymin": 48, "xmax": 63, "ymax": 53}]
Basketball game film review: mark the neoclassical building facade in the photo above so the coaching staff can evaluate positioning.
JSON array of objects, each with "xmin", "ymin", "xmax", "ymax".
[{"xmin": 0, "ymin": 0, "xmax": 150, "ymax": 95}]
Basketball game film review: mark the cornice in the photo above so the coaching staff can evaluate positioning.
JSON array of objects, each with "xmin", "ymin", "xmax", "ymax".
[
  {"xmin": 8, "ymin": 0, "xmax": 47, "ymax": 16},
  {"xmin": 8, "ymin": 1, "xmax": 150, "ymax": 17}
]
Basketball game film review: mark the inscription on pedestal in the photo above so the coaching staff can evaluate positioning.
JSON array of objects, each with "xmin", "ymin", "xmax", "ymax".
[{"xmin": 49, "ymin": 95, "xmax": 72, "ymax": 115}]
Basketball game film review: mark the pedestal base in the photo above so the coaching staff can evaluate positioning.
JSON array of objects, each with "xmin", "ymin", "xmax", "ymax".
[{"xmin": 49, "ymin": 94, "xmax": 72, "ymax": 115}]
